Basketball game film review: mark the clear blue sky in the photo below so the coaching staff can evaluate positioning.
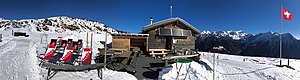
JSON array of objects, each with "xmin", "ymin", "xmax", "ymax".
[{"xmin": 1, "ymin": 0, "xmax": 300, "ymax": 38}]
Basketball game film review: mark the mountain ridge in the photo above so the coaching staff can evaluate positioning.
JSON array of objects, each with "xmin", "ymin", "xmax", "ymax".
[{"xmin": 196, "ymin": 30, "xmax": 300, "ymax": 59}]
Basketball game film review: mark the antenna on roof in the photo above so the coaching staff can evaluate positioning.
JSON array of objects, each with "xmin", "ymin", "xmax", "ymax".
[{"xmin": 170, "ymin": 0, "xmax": 173, "ymax": 18}]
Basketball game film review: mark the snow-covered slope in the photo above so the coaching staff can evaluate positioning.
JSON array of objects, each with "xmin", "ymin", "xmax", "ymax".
[
  {"xmin": 0, "ymin": 16, "xmax": 126, "ymax": 55},
  {"xmin": 159, "ymin": 52, "xmax": 300, "ymax": 80},
  {"xmin": 0, "ymin": 16, "xmax": 124, "ymax": 33}
]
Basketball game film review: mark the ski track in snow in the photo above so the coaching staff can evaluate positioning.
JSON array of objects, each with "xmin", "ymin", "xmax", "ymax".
[{"xmin": 0, "ymin": 38, "xmax": 38, "ymax": 80}]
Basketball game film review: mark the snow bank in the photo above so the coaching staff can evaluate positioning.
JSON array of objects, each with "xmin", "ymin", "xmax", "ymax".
[{"xmin": 159, "ymin": 60, "xmax": 223, "ymax": 80}]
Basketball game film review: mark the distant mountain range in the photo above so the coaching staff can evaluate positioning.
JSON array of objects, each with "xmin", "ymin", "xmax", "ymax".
[
  {"xmin": 196, "ymin": 30, "xmax": 300, "ymax": 59},
  {"xmin": 0, "ymin": 16, "xmax": 126, "ymax": 33}
]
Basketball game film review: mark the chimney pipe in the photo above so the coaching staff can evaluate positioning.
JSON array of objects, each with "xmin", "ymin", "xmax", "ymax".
[{"xmin": 150, "ymin": 17, "xmax": 153, "ymax": 25}]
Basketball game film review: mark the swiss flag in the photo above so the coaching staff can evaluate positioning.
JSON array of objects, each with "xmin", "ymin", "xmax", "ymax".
[{"xmin": 282, "ymin": 7, "xmax": 292, "ymax": 20}]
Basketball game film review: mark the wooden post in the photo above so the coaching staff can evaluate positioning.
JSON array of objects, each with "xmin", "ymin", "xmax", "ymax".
[
  {"xmin": 288, "ymin": 59, "xmax": 290, "ymax": 66},
  {"xmin": 146, "ymin": 37, "xmax": 149, "ymax": 51},
  {"xmin": 86, "ymin": 32, "xmax": 89, "ymax": 48},
  {"xmin": 91, "ymin": 33, "xmax": 93, "ymax": 49},
  {"xmin": 0, "ymin": 34, "xmax": 2, "ymax": 42},
  {"xmin": 217, "ymin": 53, "xmax": 219, "ymax": 66},
  {"xmin": 104, "ymin": 32, "xmax": 107, "ymax": 69},
  {"xmin": 128, "ymin": 38, "xmax": 131, "ymax": 50},
  {"xmin": 213, "ymin": 51, "xmax": 215, "ymax": 80}
]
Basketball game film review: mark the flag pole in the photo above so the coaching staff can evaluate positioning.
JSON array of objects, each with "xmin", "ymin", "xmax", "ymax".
[{"xmin": 280, "ymin": 5, "xmax": 283, "ymax": 66}]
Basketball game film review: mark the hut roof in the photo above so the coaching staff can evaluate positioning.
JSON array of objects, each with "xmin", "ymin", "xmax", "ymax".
[{"xmin": 142, "ymin": 17, "xmax": 200, "ymax": 34}]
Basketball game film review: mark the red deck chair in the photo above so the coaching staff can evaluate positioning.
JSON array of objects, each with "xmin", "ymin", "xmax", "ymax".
[
  {"xmin": 78, "ymin": 48, "xmax": 92, "ymax": 64},
  {"xmin": 57, "ymin": 36, "xmax": 63, "ymax": 43},
  {"xmin": 74, "ymin": 43, "xmax": 78, "ymax": 50},
  {"xmin": 60, "ymin": 46, "xmax": 74, "ymax": 62},
  {"xmin": 61, "ymin": 41, "xmax": 67, "ymax": 48},
  {"xmin": 39, "ymin": 40, "xmax": 57, "ymax": 60}
]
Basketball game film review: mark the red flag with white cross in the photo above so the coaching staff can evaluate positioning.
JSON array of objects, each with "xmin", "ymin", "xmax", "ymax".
[{"xmin": 282, "ymin": 7, "xmax": 292, "ymax": 20}]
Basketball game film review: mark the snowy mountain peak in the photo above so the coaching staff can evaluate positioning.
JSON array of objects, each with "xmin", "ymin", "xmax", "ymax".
[
  {"xmin": 201, "ymin": 30, "xmax": 211, "ymax": 34},
  {"xmin": 201, "ymin": 30, "xmax": 249, "ymax": 40}
]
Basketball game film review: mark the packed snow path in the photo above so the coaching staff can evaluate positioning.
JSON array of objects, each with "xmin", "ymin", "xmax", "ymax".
[
  {"xmin": 0, "ymin": 38, "xmax": 39, "ymax": 80},
  {"xmin": 202, "ymin": 52, "xmax": 300, "ymax": 80}
]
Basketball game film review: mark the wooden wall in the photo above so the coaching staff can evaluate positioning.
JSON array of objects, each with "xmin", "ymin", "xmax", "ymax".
[
  {"xmin": 146, "ymin": 22, "xmax": 196, "ymax": 50},
  {"xmin": 148, "ymin": 29, "xmax": 166, "ymax": 49},
  {"xmin": 130, "ymin": 39, "xmax": 146, "ymax": 47},
  {"xmin": 112, "ymin": 38, "xmax": 130, "ymax": 50},
  {"xmin": 173, "ymin": 36, "xmax": 195, "ymax": 50}
]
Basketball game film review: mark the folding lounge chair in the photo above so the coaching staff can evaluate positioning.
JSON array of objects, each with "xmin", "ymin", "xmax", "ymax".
[
  {"xmin": 59, "ymin": 46, "xmax": 74, "ymax": 64},
  {"xmin": 39, "ymin": 39, "xmax": 57, "ymax": 61},
  {"xmin": 77, "ymin": 48, "xmax": 92, "ymax": 65}
]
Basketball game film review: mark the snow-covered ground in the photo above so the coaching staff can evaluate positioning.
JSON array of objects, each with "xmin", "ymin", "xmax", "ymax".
[
  {"xmin": 0, "ymin": 30, "xmax": 136, "ymax": 80},
  {"xmin": 159, "ymin": 60, "xmax": 223, "ymax": 80},
  {"xmin": 160, "ymin": 52, "xmax": 300, "ymax": 80}
]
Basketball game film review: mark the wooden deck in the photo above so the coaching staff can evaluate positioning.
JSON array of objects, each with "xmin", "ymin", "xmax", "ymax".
[{"xmin": 109, "ymin": 53, "xmax": 170, "ymax": 79}]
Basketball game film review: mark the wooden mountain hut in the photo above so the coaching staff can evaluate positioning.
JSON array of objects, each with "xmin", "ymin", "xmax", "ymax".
[{"xmin": 142, "ymin": 17, "xmax": 200, "ymax": 52}]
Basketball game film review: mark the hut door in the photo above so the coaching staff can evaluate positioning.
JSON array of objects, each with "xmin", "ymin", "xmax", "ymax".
[{"xmin": 165, "ymin": 37, "xmax": 172, "ymax": 50}]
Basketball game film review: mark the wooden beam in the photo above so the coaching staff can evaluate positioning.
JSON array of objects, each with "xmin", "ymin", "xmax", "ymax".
[
  {"xmin": 86, "ymin": 32, "xmax": 89, "ymax": 48},
  {"xmin": 104, "ymin": 32, "xmax": 107, "ymax": 69},
  {"xmin": 91, "ymin": 33, "xmax": 93, "ymax": 49},
  {"xmin": 128, "ymin": 38, "xmax": 131, "ymax": 50},
  {"xmin": 113, "ymin": 36, "xmax": 148, "ymax": 39},
  {"xmin": 146, "ymin": 37, "xmax": 149, "ymax": 51}
]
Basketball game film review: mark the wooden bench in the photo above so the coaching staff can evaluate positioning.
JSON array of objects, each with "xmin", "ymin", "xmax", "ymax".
[{"xmin": 149, "ymin": 49, "xmax": 167, "ymax": 58}]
